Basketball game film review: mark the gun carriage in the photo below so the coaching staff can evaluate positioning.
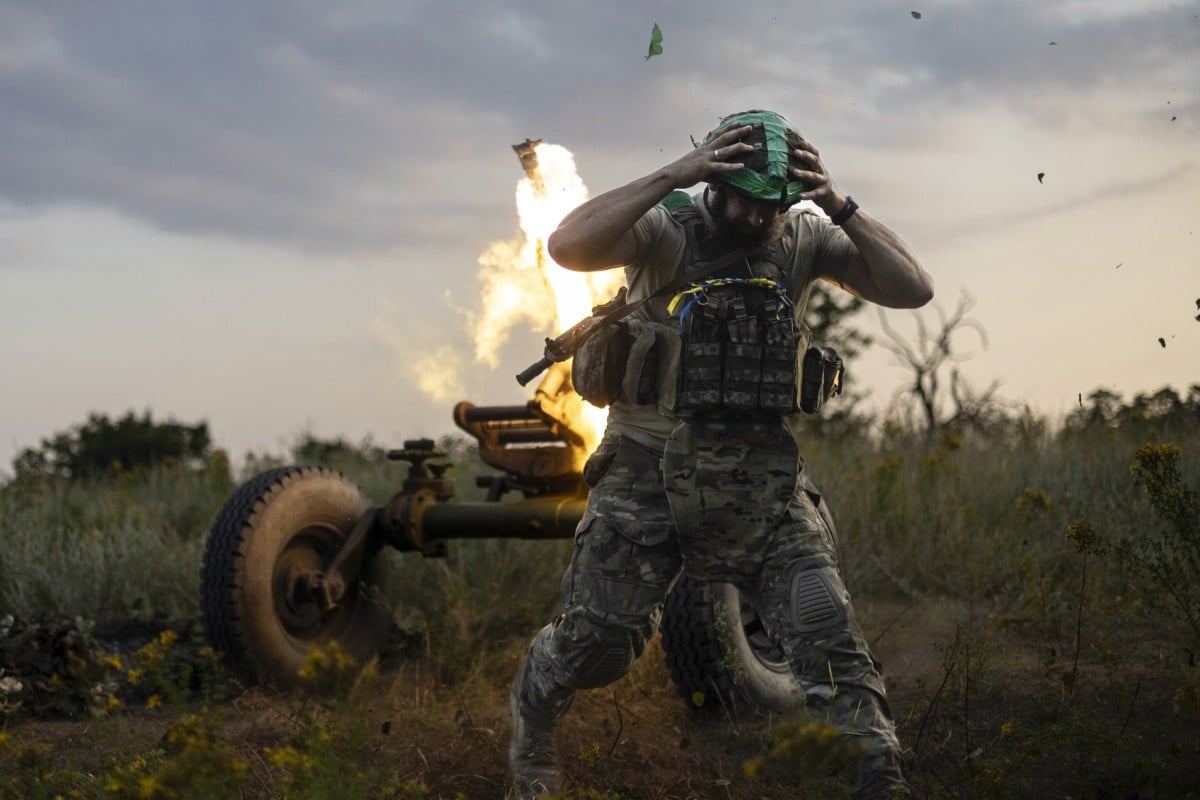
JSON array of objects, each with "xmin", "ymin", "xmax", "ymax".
[{"xmin": 200, "ymin": 365, "xmax": 807, "ymax": 715}]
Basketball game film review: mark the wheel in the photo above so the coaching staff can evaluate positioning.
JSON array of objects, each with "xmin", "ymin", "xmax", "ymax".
[
  {"xmin": 660, "ymin": 572, "xmax": 804, "ymax": 715},
  {"xmin": 201, "ymin": 466, "xmax": 393, "ymax": 689}
]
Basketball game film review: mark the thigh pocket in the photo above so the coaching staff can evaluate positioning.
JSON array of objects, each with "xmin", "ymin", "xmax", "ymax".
[
  {"xmin": 590, "ymin": 438, "xmax": 675, "ymax": 546},
  {"xmin": 589, "ymin": 576, "xmax": 668, "ymax": 620},
  {"xmin": 567, "ymin": 516, "xmax": 672, "ymax": 619}
]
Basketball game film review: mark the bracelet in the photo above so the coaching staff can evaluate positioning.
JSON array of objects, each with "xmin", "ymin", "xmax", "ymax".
[{"xmin": 830, "ymin": 195, "xmax": 859, "ymax": 226}]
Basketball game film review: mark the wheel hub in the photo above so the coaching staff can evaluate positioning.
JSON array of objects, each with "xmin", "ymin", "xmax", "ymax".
[{"xmin": 273, "ymin": 528, "xmax": 350, "ymax": 636}]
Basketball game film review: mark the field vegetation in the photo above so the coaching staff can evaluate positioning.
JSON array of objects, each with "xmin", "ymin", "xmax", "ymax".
[{"xmin": 1, "ymin": 387, "xmax": 1198, "ymax": 799}]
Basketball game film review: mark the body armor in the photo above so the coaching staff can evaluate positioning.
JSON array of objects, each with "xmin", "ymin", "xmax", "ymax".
[
  {"xmin": 663, "ymin": 194, "xmax": 804, "ymax": 419},
  {"xmin": 569, "ymin": 194, "xmax": 840, "ymax": 418},
  {"xmin": 669, "ymin": 272, "xmax": 801, "ymax": 417}
]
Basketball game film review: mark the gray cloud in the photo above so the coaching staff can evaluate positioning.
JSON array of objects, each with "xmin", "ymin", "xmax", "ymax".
[{"xmin": 1, "ymin": 0, "xmax": 1196, "ymax": 255}]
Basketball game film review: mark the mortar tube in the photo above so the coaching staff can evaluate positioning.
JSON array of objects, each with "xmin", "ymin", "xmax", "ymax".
[{"xmin": 391, "ymin": 494, "xmax": 588, "ymax": 551}]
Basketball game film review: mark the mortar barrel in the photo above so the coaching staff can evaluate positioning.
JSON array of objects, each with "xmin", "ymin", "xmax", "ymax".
[
  {"xmin": 457, "ymin": 403, "xmax": 539, "ymax": 423},
  {"xmin": 419, "ymin": 495, "xmax": 586, "ymax": 541},
  {"xmin": 495, "ymin": 426, "xmax": 565, "ymax": 445}
]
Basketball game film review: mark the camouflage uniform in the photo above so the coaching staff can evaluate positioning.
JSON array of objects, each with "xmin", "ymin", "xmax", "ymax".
[
  {"xmin": 510, "ymin": 193, "xmax": 907, "ymax": 800},
  {"xmin": 663, "ymin": 419, "xmax": 905, "ymax": 798},
  {"xmin": 511, "ymin": 421, "xmax": 906, "ymax": 799},
  {"xmin": 509, "ymin": 430, "xmax": 680, "ymax": 796}
]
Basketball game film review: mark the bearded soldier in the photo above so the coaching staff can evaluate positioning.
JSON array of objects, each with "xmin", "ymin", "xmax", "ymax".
[{"xmin": 508, "ymin": 110, "xmax": 933, "ymax": 800}]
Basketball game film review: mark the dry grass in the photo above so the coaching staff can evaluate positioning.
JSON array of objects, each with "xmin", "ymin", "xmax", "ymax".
[
  {"xmin": 2, "ymin": 418, "xmax": 1199, "ymax": 798},
  {"xmin": 3, "ymin": 599, "xmax": 1196, "ymax": 799}
]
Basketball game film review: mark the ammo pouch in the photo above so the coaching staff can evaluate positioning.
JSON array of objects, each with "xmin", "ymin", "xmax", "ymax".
[
  {"xmin": 571, "ymin": 321, "xmax": 629, "ymax": 408},
  {"xmin": 799, "ymin": 346, "xmax": 844, "ymax": 414},
  {"xmin": 571, "ymin": 318, "xmax": 680, "ymax": 409},
  {"xmin": 662, "ymin": 286, "xmax": 801, "ymax": 418}
]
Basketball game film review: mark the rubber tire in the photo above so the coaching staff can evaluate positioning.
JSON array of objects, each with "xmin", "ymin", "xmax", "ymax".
[
  {"xmin": 661, "ymin": 573, "xmax": 804, "ymax": 715},
  {"xmin": 201, "ymin": 466, "xmax": 393, "ymax": 690},
  {"xmin": 660, "ymin": 469, "xmax": 843, "ymax": 716}
]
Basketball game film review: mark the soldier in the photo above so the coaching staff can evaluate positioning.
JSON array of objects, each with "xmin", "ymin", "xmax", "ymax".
[{"xmin": 508, "ymin": 109, "xmax": 933, "ymax": 799}]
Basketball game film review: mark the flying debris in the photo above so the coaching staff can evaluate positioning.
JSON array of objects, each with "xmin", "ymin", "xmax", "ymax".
[
  {"xmin": 512, "ymin": 139, "xmax": 542, "ymax": 174},
  {"xmin": 646, "ymin": 23, "xmax": 663, "ymax": 60},
  {"xmin": 511, "ymin": 136, "xmax": 544, "ymax": 194},
  {"xmin": 1158, "ymin": 337, "xmax": 1167, "ymax": 348}
]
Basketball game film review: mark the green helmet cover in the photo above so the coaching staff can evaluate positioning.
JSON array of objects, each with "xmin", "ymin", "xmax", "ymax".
[{"xmin": 701, "ymin": 110, "xmax": 806, "ymax": 206}]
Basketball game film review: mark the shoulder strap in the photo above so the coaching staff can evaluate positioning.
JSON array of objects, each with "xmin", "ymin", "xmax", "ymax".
[
  {"xmin": 640, "ymin": 191, "xmax": 757, "ymax": 302},
  {"xmin": 663, "ymin": 191, "xmax": 708, "ymax": 266},
  {"xmin": 593, "ymin": 199, "xmax": 755, "ymax": 331},
  {"xmin": 661, "ymin": 190, "xmax": 697, "ymax": 213},
  {"xmin": 621, "ymin": 244, "xmax": 754, "ymax": 320}
]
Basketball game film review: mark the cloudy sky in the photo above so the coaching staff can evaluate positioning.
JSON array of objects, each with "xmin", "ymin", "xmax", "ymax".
[{"xmin": 2, "ymin": 0, "xmax": 1197, "ymax": 471}]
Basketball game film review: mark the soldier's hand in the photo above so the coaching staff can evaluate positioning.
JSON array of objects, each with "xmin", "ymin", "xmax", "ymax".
[
  {"xmin": 793, "ymin": 141, "xmax": 847, "ymax": 217},
  {"xmin": 667, "ymin": 125, "xmax": 755, "ymax": 188}
]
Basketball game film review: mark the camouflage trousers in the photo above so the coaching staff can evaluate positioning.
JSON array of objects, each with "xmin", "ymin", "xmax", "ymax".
[{"xmin": 511, "ymin": 421, "xmax": 906, "ymax": 798}]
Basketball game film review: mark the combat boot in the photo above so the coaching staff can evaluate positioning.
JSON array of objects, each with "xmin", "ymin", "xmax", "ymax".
[
  {"xmin": 508, "ymin": 687, "xmax": 560, "ymax": 799},
  {"xmin": 852, "ymin": 728, "xmax": 911, "ymax": 800},
  {"xmin": 508, "ymin": 646, "xmax": 573, "ymax": 800}
]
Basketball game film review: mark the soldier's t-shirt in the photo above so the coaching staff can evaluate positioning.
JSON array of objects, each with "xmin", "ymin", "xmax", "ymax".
[{"xmin": 605, "ymin": 190, "xmax": 857, "ymax": 450}]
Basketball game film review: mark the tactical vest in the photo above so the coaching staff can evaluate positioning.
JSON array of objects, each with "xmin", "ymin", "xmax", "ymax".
[
  {"xmin": 661, "ymin": 192, "xmax": 803, "ymax": 419},
  {"xmin": 570, "ymin": 193, "xmax": 841, "ymax": 416}
]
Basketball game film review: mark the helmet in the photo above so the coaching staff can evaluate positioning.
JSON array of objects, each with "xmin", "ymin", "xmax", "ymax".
[{"xmin": 701, "ymin": 110, "xmax": 806, "ymax": 206}]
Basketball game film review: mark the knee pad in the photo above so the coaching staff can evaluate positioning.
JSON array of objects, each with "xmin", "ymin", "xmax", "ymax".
[
  {"xmin": 570, "ymin": 635, "xmax": 636, "ymax": 689},
  {"xmin": 556, "ymin": 623, "xmax": 640, "ymax": 690},
  {"xmin": 789, "ymin": 566, "xmax": 847, "ymax": 634}
]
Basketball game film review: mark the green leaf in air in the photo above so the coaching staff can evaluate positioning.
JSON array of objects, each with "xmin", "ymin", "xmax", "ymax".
[
  {"xmin": 911, "ymin": 11, "xmax": 922, "ymax": 19},
  {"xmin": 646, "ymin": 23, "xmax": 664, "ymax": 60}
]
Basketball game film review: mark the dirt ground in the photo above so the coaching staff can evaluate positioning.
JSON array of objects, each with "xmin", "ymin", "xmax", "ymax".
[
  {"xmin": 0, "ymin": 599, "xmax": 936, "ymax": 798},
  {"xmin": 3, "ymin": 597, "xmax": 1196, "ymax": 799}
]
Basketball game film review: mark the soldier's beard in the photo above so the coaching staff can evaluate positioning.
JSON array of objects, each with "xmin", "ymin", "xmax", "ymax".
[{"xmin": 708, "ymin": 188, "xmax": 787, "ymax": 254}]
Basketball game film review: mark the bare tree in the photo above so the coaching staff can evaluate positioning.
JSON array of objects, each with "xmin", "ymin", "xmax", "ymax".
[{"xmin": 877, "ymin": 291, "xmax": 1000, "ymax": 434}]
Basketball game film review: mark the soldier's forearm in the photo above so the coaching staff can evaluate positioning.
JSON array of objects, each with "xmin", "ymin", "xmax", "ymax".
[
  {"xmin": 547, "ymin": 168, "xmax": 681, "ymax": 272},
  {"xmin": 837, "ymin": 211, "xmax": 933, "ymax": 309}
]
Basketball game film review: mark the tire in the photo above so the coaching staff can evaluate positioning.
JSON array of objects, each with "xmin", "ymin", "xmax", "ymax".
[
  {"xmin": 201, "ymin": 466, "xmax": 393, "ymax": 690},
  {"xmin": 660, "ymin": 573, "xmax": 804, "ymax": 715}
]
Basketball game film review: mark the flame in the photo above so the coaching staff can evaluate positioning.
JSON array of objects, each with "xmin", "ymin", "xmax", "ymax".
[{"xmin": 471, "ymin": 142, "xmax": 623, "ymax": 456}]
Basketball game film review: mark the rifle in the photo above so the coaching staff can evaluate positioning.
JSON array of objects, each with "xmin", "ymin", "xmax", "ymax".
[
  {"xmin": 515, "ymin": 243, "xmax": 758, "ymax": 387},
  {"xmin": 515, "ymin": 287, "xmax": 632, "ymax": 386}
]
